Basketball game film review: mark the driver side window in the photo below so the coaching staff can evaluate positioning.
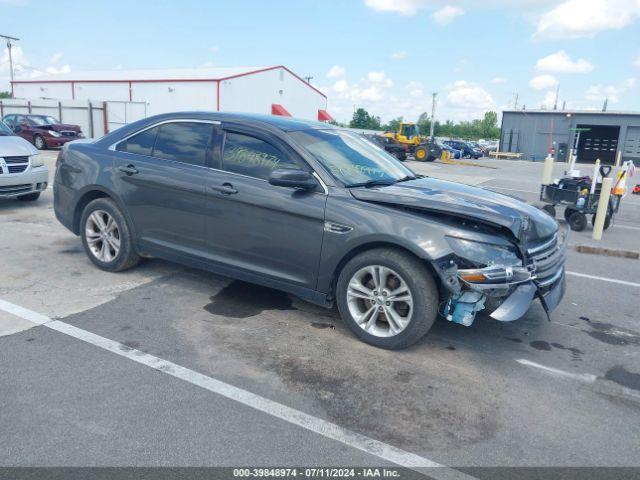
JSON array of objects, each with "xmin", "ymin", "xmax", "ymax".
[{"xmin": 221, "ymin": 132, "xmax": 300, "ymax": 181}]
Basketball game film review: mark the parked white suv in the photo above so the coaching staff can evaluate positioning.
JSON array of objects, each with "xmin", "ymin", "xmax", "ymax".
[{"xmin": 0, "ymin": 120, "xmax": 49, "ymax": 201}]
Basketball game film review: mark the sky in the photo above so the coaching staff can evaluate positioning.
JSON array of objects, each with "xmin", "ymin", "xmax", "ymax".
[{"xmin": 1, "ymin": 0, "xmax": 639, "ymax": 123}]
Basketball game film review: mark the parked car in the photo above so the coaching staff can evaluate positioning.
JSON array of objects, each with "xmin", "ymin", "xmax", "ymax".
[
  {"xmin": 0, "ymin": 120, "xmax": 49, "ymax": 201},
  {"xmin": 436, "ymin": 139, "xmax": 462, "ymax": 159},
  {"xmin": 53, "ymin": 112, "xmax": 566, "ymax": 349},
  {"xmin": 2, "ymin": 114, "xmax": 84, "ymax": 150},
  {"xmin": 478, "ymin": 139, "xmax": 498, "ymax": 154},
  {"xmin": 467, "ymin": 141, "xmax": 487, "ymax": 156},
  {"xmin": 364, "ymin": 134, "xmax": 407, "ymax": 161},
  {"xmin": 444, "ymin": 140, "xmax": 481, "ymax": 159}
]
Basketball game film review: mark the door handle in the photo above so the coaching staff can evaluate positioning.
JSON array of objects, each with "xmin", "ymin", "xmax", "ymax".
[
  {"xmin": 210, "ymin": 183, "xmax": 238, "ymax": 195},
  {"xmin": 118, "ymin": 164, "xmax": 139, "ymax": 176}
]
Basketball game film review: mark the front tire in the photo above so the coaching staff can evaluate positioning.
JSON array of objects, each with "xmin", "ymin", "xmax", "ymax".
[
  {"xmin": 80, "ymin": 198, "xmax": 140, "ymax": 272},
  {"xmin": 336, "ymin": 248, "xmax": 438, "ymax": 350},
  {"xmin": 34, "ymin": 134, "xmax": 47, "ymax": 150},
  {"xmin": 414, "ymin": 147, "xmax": 427, "ymax": 162}
]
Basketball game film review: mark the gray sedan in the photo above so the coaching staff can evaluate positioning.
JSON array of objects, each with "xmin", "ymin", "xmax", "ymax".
[{"xmin": 53, "ymin": 112, "xmax": 566, "ymax": 349}]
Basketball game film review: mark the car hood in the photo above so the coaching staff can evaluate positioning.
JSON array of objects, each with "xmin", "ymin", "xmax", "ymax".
[
  {"xmin": 0, "ymin": 135, "xmax": 39, "ymax": 156},
  {"xmin": 39, "ymin": 124, "xmax": 81, "ymax": 132},
  {"xmin": 350, "ymin": 177, "xmax": 557, "ymax": 243}
]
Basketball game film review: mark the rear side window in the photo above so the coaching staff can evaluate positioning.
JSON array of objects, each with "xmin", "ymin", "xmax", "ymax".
[
  {"xmin": 221, "ymin": 132, "xmax": 299, "ymax": 180},
  {"xmin": 152, "ymin": 122, "xmax": 213, "ymax": 166},
  {"xmin": 116, "ymin": 126, "xmax": 159, "ymax": 156}
]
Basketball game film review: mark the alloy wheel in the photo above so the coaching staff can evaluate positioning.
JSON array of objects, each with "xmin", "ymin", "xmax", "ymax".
[
  {"xmin": 85, "ymin": 210, "xmax": 121, "ymax": 262},
  {"xmin": 346, "ymin": 265, "xmax": 413, "ymax": 337}
]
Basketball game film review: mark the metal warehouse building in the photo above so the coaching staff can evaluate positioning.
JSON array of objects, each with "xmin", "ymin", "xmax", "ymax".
[
  {"xmin": 10, "ymin": 65, "xmax": 333, "ymax": 122},
  {"xmin": 500, "ymin": 110, "xmax": 640, "ymax": 164}
]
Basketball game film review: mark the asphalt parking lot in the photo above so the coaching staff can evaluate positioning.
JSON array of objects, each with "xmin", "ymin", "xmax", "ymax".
[{"xmin": 1, "ymin": 151, "xmax": 639, "ymax": 476}]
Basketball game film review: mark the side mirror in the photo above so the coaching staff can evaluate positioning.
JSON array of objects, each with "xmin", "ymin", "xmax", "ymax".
[{"xmin": 269, "ymin": 168, "xmax": 318, "ymax": 190}]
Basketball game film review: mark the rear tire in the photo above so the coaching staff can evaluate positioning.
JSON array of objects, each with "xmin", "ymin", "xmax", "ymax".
[
  {"xmin": 17, "ymin": 192, "xmax": 41, "ymax": 202},
  {"xmin": 80, "ymin": 198, "xmax": 140, "ymax": 272},
  {"xmin": 336, "ymin": 248, "xmax": 438, "ymax": 350},
  {"xmin": 591, "ymin": 213, "xmax": 611, "ymax": 230}
]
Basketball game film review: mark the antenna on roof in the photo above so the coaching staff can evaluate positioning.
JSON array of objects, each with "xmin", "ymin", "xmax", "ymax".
[
  {"xmin": 602, "ymin": 98, "xmax": 608, "ymax": 112},
  {"xmin": 303, "ymin": 75, "xmax": 313, "ymax": 84},
  {"xmin": 553, "ymin": 84, "xmax": 560, "ymax": 110}
]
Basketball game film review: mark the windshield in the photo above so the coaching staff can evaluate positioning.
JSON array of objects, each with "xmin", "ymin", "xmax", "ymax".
[
  {"xmin": 29, "ymin": 115, "xmax": 59, "ymax": 126},
  {"xmin": 401, "ymin": 123, "xmax": 419, "ymax": 138},
  {"xmin": 0, "ymin": 121, "xmax": 14, "ymax": 136},
  {"xmin": 290, "ymin": 129, "xmax": 415, "ymax": 187}
]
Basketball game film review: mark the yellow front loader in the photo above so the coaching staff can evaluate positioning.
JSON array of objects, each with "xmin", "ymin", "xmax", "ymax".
[{"xmin": 382, "ymin": 122, "xmax": 434, "ymax": 161}]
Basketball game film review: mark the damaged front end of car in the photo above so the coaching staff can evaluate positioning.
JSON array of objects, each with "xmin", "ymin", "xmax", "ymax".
[{"xmin": 434, "ymin": 223, "xmax": 569, "ymax": 327}]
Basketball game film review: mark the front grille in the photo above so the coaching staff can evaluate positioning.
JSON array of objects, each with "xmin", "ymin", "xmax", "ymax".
[
  {"xmin": 1, "ymin": 156, "xmax": 30, "ymax": 175},
  {"xmin": 7, "ymin": 165, "xmax": 28, "ymax": 174},
  {"xmin": 60, "ymin": 131, "xmax": 77, "ymax": 137},
  {"xmin": 0, "ymin": 184, "xmax": 31, "ymax": 194},
  {"xmin": 4, "ymin": 156, "xmax": 29, "ymax": 164},
  {"xmin": 527, "ymin": 232, "xmax": 566, "ymax": 289}
]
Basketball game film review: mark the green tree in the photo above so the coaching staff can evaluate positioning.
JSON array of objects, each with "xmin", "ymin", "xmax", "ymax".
[
  {"xmin": 0, "ymin": 91, "xmax": 11, "ymax": 99},
  {"xmin": 383, "ymin": 117, "xmax": 403, "ymax": 132},
  {"xmin": 479, "ymin": 111, "xmax": 499, "ymax": 139},
  {"xmin": 349, "ymin": 108, "xmax": 382, "ymax": 130}
]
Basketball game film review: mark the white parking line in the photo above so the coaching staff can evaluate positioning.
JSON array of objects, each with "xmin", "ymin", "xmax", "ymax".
[
  {"xmin": 566, "ymin": 271, "xmax": 640, "ymax": 288},
  {"xmin": 0, "ymin": 298, "xmax": 474, "ymax": 480},
  {"xmin": 615, "ymin": 224, "xmax": 640, "ymax": 231},
  {"xmin": 516, "ymin": 359, "xmax": 597, "ymax": 383}
]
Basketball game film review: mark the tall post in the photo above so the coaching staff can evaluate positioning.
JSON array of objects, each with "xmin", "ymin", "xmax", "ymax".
[
  {"xmin": 0, "ymin": 34, "xmax": 20, "ymax": 91},
  {"xmin": 7, "ymin": 39, "xmax": 13, "ymax": 84},
  {"xmin": 592, "ymin": 177, "xmax": 613, "ymax": 241},
  {"xmin": 429, "ymin": 92, "xmax": 437, "ymax": 141}
]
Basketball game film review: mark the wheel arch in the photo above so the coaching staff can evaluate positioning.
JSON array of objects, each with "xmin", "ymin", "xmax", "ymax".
[
  {"xmin": 328, "ymin": 241, "xmax": 442, "ymax": 301},
  {"xmin": 72, "ymin": 186, "xmax": 133, "ymax": 236}
]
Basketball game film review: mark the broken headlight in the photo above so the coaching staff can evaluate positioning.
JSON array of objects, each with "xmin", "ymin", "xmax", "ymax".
[{"xmin": 446, "ymin": 236, "xmax": 531, "ymax": 286}]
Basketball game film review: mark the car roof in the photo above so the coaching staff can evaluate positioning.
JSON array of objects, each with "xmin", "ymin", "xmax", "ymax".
[{"xmin": 138, "ymin": 111, "xmax": 336, "ymax": 132}]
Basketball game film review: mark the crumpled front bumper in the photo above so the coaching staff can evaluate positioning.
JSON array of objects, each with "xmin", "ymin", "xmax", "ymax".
[
  {"xmin": 490, "ymin": 271, "xmax": 566, "ymax": 322},
  {"xmin": 489, "ymin": 229, "xmax": 568, "ymax": 322}
]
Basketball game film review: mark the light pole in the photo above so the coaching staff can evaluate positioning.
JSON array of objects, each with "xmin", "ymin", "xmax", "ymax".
[
  {"xmin": 1, "ymin": 34, "xmax": 19, "ymax": 93},
  {"xmin": 429, "ymin": 92, "xmax": 437, "ymax": 141}
]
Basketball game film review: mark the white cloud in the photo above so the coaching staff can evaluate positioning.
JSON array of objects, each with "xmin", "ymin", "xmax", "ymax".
[
  {"xmin": 49, "ymin": 52, "xmax": 63, "ymax": 64},
  {"xmin": 332, "ymin": 79, "xmax": 349, "ymax": 93},
  {"xmin": 585, "ymin": 78, "xmax": 637, "ymax": 103},
  {"xmin": 634, "ymin": 55, "xmax": 640, "ymax": 68},
  {"xmin": 529, "ymin": 74, "xmax": 558, "ymax": 90},
  {"xmin": 391, "ymin": 50, "xmax": 409, "ymax": 60},
  {"xmin": 540, "ymin": 90, "xmax": 559, "ymax": 109},
  {"xmin": 490, "ymin": 77, "xmax": 507, "ymax": 84},
  {"xmin": 0, "ymin": 46, "xmax": 29, "ymax": 76},
  {"xmin": 326, "ymin": 65, "xmax": 346, "ymax": 79},
  {"xmin": 432, "ymin": 5, "xmax": 465, "ymax": 24},
  {"xmin": 209, "ymin": 46, "xmax": 220, "ymax": 53},
  {"xmin": 535, "ymin": 50, "xmax": 593, "ymax": 73},
  {"xmin": 445, "ymin": 80, "xmax": 494, "ymax": 119},
  {"xmin": 1, "ymin": 46, "xmax": 73, "ymax": 90},
  {"xmin": 534, "ymin": 0, "xmax": 640, "ymax": 40},
  {"xmin": 367, "ymin": 71, "xmax": 393, "ymax": 87},
  {"xmin": 363, "ymin": 0, "xmax": 431, "ymax": 15}
]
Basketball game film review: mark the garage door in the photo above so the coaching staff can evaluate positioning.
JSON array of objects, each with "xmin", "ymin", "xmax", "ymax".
[
  {"xmin": 576, "ymin": 124, "xmax": 620, "ymax": 164},
  {"xmin": 623, "ymin": 126, "xmax": 640, "ymax": 160}
]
